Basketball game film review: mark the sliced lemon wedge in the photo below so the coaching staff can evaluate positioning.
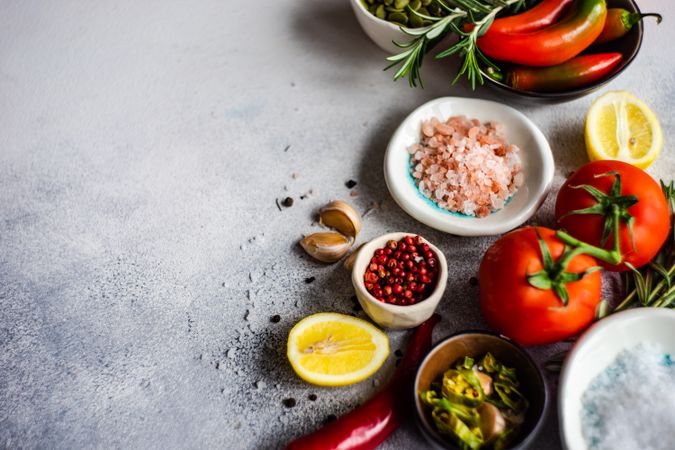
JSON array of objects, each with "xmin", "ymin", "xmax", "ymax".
[
  {"xmin": 585, "ymin": 90, "xmax": 662, "ymax": 169},
  {"xmin": 287, "ymin": 312, "xmax": 389, "ymax": 386}
]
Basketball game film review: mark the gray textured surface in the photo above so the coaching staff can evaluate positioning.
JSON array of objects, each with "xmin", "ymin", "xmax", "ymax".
[{"xmin": 0, "ymin": 1, "xmax": 673, "ymax": 449}]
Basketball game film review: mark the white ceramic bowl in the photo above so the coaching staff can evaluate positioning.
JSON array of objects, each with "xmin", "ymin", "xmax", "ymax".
[
  {"xmin": 349, "ymin": 0, "xmax": 412, "ymax": 54},
  {"xmin": 351, "ymin": 232, "xmax": 447, "ymax": 330},
  {"xmin": 384, "ymin": 97, "xmax": 554, "ymax": 236},
  {"xmin": 559, "ymin": 308, "xmax": 675, "ymax": 450}
]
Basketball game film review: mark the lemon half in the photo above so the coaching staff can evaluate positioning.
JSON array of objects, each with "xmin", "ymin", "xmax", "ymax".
[
  {"xmin": 287, "ymin": 312, "xmax": 389, "ymax": 386},
  {"xmin": 585, "ymin": 90, "xmax": 662, "ymax": 169}
]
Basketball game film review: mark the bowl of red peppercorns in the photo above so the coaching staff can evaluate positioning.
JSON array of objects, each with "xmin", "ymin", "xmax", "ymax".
[{"xmin": 351, "ymin": 232, "xmax": 447, "ymax": 330}]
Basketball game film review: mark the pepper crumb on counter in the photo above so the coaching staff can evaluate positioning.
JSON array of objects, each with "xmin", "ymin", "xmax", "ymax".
[
  {"xmin": 282, "ymin": 197, "xmax": 294, "ymax": 207},
  {"xmin": 270, "ymin": 314, "xmax": 281, "ymax": 323},
  {"xmin": 304, "ymin": 276, "xmax": 315, "ymax": 284},
  {"xmin": 307, "ymin": 394, "xmax": 317, "ymax": 401},
  {"xmin": 345, "ymin": 179, "xmax": 357, "ymax": 189},
  {"xmin": 322, "ymin": 414, "xmax": 337, "ymax": 425},
  {"xmin": 394, "ymin": 349, "xmax": 403, "ymax": 357},
  {"xmin": 470, "ymin": 276, "xmax": 478, "ymax": 286},
  {"xmin": 282, "ymin": 398, "xmax": 296, "ymax": 408}
]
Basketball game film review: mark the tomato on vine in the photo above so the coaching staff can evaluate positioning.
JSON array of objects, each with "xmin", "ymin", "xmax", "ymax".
[
  {"xmin": 555, "ymin": 160, "xmax": 670, "ymax": 272},
  {"xmin": 479, "ymin": 227, "xmax": 602, "ymax": 346}
]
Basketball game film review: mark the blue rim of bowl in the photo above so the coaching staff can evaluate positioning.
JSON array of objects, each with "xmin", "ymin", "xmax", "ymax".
[
  {"xmin": 413, "ymin": 330, "xmax": 548, "ymax": 450},
  {"xmin": 478, "ymin": 0, "xmax": 644, "ymax": 98}
]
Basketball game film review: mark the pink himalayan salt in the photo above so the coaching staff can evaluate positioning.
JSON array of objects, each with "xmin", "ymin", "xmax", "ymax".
[{"xmin": 408, "ymin": 115, "xmax": 523, "ymax": 218}]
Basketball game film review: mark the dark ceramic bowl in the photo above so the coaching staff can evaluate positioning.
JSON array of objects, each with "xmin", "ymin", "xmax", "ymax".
[
  {"xmin": 480, "ymin": 0, "xmax": 645, "ymax": 104},
  {"xmin": 413, "ymin": 332, "xmax": 547, "ymax": 450}
]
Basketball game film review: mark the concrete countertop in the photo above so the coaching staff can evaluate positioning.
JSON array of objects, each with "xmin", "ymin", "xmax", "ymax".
[{"xmin": 1, "ymin": 1, "xmax": 672, "ymax": 449}]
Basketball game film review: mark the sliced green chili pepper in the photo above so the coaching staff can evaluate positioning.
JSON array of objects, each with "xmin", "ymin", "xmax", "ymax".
[
  {"xmin": 432, "ymin": 409, "xmax": 484, "ymax": 450},
  {"xmin": 420, "ymin": 353, "xmax": 528, "ymax": 450}
]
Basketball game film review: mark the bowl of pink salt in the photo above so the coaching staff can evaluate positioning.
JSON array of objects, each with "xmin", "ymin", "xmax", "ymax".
[{"xmin": 384, "ymin": 97, "xmax": 554, "ymax": 236}]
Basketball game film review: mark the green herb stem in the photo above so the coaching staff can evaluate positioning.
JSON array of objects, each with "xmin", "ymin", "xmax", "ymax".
[{"xmin": 386, "ymin": 0, "xmax": 525, "ymax": 88}]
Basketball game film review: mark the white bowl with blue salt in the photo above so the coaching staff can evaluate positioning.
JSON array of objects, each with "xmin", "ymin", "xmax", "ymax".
[
  {"xmin": 559, "ymin": 308, "xmax": 675, "ymax": 450},
  {"xmin": 384, "ymin": 97, "xmax": 554, "ymax": 236}
]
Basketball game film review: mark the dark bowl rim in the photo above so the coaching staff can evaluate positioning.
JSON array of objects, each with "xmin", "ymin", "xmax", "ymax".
[
  {"xmin": 478, "ymin": 0, "xmax": 644, "ymax": 99},
  {"xmin": 412, "ymin": 330, "xmax": 548, "ymax": 450}
]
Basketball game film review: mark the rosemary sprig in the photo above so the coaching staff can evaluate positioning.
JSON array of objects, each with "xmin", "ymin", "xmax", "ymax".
[{"xmin": 385, "ymin": 0, "xmax": 527, "ymax": 89}]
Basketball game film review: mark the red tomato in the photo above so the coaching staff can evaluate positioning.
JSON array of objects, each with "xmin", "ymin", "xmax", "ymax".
[
  {"xmin": 555, "ymin": 160, "xmax": 669, "ymax": 271},
  {"xmin": 479, "ymin": 227, "xmax": 601, "ymax": 346}
]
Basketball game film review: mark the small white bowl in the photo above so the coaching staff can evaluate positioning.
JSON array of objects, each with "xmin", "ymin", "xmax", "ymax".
[
  {"xmin": 384, "ymin": 97, "xmax": 554, "ymax": 236},
  {"xmin": 349, "ymin": 0, "xmax": 412, "ymax": 54},
  {"xmin": 351, "ymin": 232, "xmax": 447, "ymax": 330},
  {"xmin": 559, "ymin": 308, "xmax": 675, "ymax": 450}
]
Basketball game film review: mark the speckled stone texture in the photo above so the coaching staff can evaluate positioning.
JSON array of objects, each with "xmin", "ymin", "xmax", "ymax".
[{"xmin": 0, "ymin": 1, "xmax": 673, "ymax": 449}]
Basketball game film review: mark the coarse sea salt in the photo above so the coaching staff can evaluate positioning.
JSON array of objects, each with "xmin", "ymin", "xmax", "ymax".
[
  {"xmin": 581, "ymin": 342, "xmax": 675, "ymax": 450},
  {"xmin": 408, "ymin": 115, "xmax": 522, "ymax": 218}
]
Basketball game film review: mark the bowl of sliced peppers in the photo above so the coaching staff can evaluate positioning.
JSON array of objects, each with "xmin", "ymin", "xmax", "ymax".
[{"xmin": 414, "ymin": 332, "xmax": 547, "ymax": 450}]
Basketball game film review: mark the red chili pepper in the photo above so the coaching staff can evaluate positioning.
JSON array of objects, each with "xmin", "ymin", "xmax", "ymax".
[
  {"xmin": 477, "ymin": 0, "xmax": 607, "ymax": 67},
  {"xmin": 285, "ymin": 314, "xmax": 441, "ymax": 450},
  {"xmin": 594, "ymin": 8, "xmax": 662, "ymax": 45},
  {"xmin": 506, "ymin": 53, "xmax": 622, "ymax": 92},
  {"xmin": 465, "ymin": 0, "xmax": 574, "ymax": 35}
]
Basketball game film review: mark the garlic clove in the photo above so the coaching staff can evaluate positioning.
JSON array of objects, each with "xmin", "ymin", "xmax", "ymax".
[
  {"xmin": 478, "ymin": 402, "xmax": 506, "ymax": 443},
  {"xmin": 300, "ymin": 232, "xmax": 353, "ymax": 263},
  {"xmin": 343, "ymin": 243, "xmax": 365, "ymax": 272},
  {"xmin": 319, "ymin": 200, "xmax": 361, "ymax": 238},
  {"xmin": 474, "ymin": 369, "xmax": 493, "ymax": 396}
]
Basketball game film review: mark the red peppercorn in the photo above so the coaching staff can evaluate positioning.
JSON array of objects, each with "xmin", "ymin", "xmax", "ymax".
[{"xmin": 363, "ymin": 235, "xmax": 439, "ymax": 308}]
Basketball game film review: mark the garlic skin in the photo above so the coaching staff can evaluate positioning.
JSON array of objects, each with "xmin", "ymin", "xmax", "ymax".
[
  {"xmin": 319, "ymin": 200, "xmax": 361, "ymax": 238},
  {"xmin": 343, "ymin": 243, "xmax": 365, "ymax": 272},
  {"xmin": 300, "ymin": 232, "xmax": 353, "ymax": 263}
]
